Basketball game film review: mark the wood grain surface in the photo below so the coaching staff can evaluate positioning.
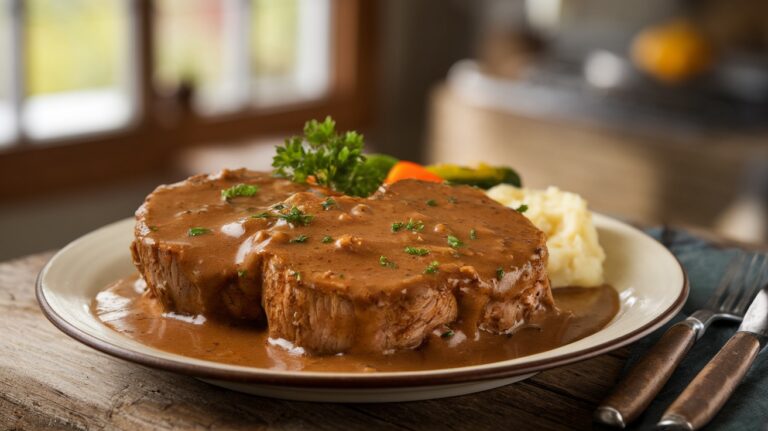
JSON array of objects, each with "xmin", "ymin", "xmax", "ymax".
[{"xmin": 0, "ymin": 253, "xmax": 629, "ymax": 431}]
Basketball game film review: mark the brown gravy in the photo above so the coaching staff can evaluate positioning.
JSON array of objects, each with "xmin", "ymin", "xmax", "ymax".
[{"xmin": 93, "ymin": 276, "xmax": 619, "ymax": 372}]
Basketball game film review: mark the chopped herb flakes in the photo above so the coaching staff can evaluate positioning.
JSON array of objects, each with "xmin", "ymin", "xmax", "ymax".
[
  {"xmin": 291, "ymin": 270, "xmax": 302, "ymax": 281},
  {"xmin": 470, "ymin": 228, "xmax": 477, "ymax": 240},
  {"xmin": 277, "ymin": 206, "xmax": 314, "ymax": 226},
  {"xmin": 423, "ymin": 261, "xmax": 440, "ymax": 274},
  {"xmin": 515, "ymin": 204, "xmax": 528, "ymax": 213},
  {"xmin": 321, "ymin": 197, "xmax": 336, "ymax": 210},
  {"xmin": 379, "ymin": 256, "xmax": 396, "ymax": 268},
  {"xmin": 237, "ymin": 269, "xmax": 248, "ymax": 278},
  {"xmin": 441, "ymin": 330, "xmax": 455, "ymax": 338},
  {"xmin": 290, "ymin": 234, "xmax": 309, "ymax": 243},
  {"xmin": 405, "ymin": 218, "xmax": 425, "ymax": 232},
  {"xmin": 148, "ymin": 225, "xmax": 159, "ymax": 232},
  {"xmin": 391, "ymin": 221, "xmax": 404, "ymax": 232},
  {"xmin": 252, "ymin": 212, "xmax": 271, "ymax": 219},
  {"xmin": 188, "ymin": 227, "xmax": 211, "ymax": 237},
  {"xmin": 447, "ymin": 235, "xmax": 464, "ymax": 248},
  {"xmin": 496, "ymin": 267, "xmax": 505, "ymax": 281},
  {"xmin": 322, "ymin": 235, "xmax": 333, "ymax": 243},
  {"xmin": 425, "ymin": 199, "xmax": 437, "ymax": 207},
  {"xmin": 404, "ymin": 247, "xmax": 430, "ymax": 256},
  {"xmin": 221, "ymin": 183, "xmax": 259, "ymax": 200}
]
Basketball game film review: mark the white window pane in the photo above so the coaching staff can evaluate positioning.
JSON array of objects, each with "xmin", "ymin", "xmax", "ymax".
[
  {"xmin": 155, "ymin": 0, "xmax": 247, "ymax": 115},
  {"xmin": 23, "ymin": 0, "xmax": 134, "ymax": 141},
  {"xmin": 0, "ymin": 0, "xmax": 15, "ymax": 146},
  {"xmin": 250, "ymin": 0, "xmax": 331, "ymax": 106}
]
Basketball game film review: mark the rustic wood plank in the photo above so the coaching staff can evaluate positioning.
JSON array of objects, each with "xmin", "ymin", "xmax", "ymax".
[{"xmin": 0, "ymin": 253, "xmax": 628, "ymax": 431}]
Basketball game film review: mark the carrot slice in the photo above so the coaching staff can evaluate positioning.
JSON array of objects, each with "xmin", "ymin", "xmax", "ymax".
[{"xmin": 384, "ymin": 161, "xmax": 443, "ymax": 184}]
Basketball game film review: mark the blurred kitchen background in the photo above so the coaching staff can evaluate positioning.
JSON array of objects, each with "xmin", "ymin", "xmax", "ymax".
[{"xmin": 0, "ymin": 0, "xmax": 767, "ymax": 260}]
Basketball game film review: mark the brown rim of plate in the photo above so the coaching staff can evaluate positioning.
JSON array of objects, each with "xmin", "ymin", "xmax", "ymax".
[{"xmin": 36, "ymin": 243, "xmax": 689, "ymax": 389}]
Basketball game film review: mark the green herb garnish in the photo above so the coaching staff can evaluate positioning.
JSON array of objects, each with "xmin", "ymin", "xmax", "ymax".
[
  {"xmin": 426, "ymin": 199, "xmax": 437, "ymax": 207},
  {"xmin": 447, "ymin": 235, "xmax": 463, "ymax": 248},
  {"xmin": 405, "ymin": 247, "xmax": 430, "ymax": 256},
  {"xmin": 515, "ymin": 204, "xmax": 528, "ymax": 214},
  {"xmin": 470, "ymin": 228, "xmax": 477, "ymax": 240},
  {"xmin": 441, "ymin": 330, "xmax": 455, "ymax": 338},
  {"xmin": 321, "ymin": 197, "xmax": 337, "ymax": 210},
  {"xmin": 272, "ymin": 203, "xmax": 286, "ymax": 210},
  {"xmin": 391, "ymin": 221, "xmax": 404, "ymax": 232},
  {"xmin": 148, "ymin": 225, "xmax": 159, "ymax": 232},
  {"xmin": 252, "ymin": 212, "xmax": 272, "ymax": 219},
  {"xmin": 276, "ymin": 206, "xmax": 314, "ymax": 226},
  {"xmin": 237, "ymin": 269, "xmax": 248, "ymax": 278},
  {"xmin": 379, "ymin": 256, "xmax": 396, "ymax": 268},
  {"xmin": 322, "ymin": 235, "xmax": 333, "ymax": 243},
  {"xmin": 271, "ymin": 117, "xmax": 395, "ymax": 197},
  {"xmin": 405, "ymin": 218, "xmax": 424, "ymax": 232},
  {"xmin": 188, "ymin": 227, "xmax": 211, "ymax": 237},
  {"xmin": 496, "ymin": 267, "xmax": 505, "ymax": 281},
  {"xmin": 221, "ymin": 183, "xmax": 259, "ymax": 201},
  {"xmin": 290, "ymin": 234, "xmax": 309, "ymax": 243},
  {"xmin": 423, "ymin": 261, "xmax": 440, "ymax": 274}
]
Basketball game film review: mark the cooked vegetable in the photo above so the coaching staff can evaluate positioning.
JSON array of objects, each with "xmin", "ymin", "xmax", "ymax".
[
  {"xmin": 425, "ymin": 163, "xmax": 521, "ymax": 189},
  {"xmin": 384, "ymin": 161, "xmax": 443, "ymax": 185}
]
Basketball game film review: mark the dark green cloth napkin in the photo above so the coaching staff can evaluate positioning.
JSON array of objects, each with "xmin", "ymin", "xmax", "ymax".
[{"xmin": 624, "ymin": 227, "xmax": 767, "ymax": 430}]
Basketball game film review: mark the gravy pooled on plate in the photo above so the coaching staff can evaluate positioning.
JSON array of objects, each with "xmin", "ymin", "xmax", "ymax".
[{"xmin": 93, "ymin": 276, "xmax": 619, "ymax": 372}]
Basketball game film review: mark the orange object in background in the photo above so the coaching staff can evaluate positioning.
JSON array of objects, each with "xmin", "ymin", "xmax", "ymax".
[
  {"xmin": 631, "ymin": 19, "xmax": 713, "ymax": 84},
  {"xmin": 384, "ymin": 161, "xmax": 443, "ymax": 184}
]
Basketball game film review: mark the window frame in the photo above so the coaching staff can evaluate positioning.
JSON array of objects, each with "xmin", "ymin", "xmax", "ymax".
[{"xmin": 0, "ymin": 0, "xmax": 377, "ymax": 200}]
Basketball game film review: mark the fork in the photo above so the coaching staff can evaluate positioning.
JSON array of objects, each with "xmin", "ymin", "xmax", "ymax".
[{"xmin": 595, "ymin": 252, "xmax": 768, "ymax": 428}]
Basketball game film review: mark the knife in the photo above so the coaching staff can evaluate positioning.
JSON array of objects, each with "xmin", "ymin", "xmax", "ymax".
[{"xmin": 657, "ymin": 283, "xmax": 768, "ymax": 430}]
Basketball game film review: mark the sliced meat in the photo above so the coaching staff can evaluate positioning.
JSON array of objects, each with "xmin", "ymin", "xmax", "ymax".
[
  {"xmin": 132, "ymin": 170, "xmax": 554, "ymax": 355},
  {"xmin": 131, "ymin": 169, "xmax": 311, "ymax": 319}
]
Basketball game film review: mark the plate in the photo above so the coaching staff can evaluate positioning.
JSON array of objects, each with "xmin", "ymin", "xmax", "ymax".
[{"xmin": 37, "ymin": 214, "xmax": 687, "ymax": 402}]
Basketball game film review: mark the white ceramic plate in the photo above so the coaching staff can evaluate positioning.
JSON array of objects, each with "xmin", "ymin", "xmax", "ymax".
[{"xmin": 37, "ymin": 214, "xmax": 687, "ymax": 402}]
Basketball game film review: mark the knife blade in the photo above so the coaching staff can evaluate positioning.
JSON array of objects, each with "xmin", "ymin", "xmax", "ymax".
[{"xmin": 657, "ymin": 284, "xmax": 768, "ymax": 431}]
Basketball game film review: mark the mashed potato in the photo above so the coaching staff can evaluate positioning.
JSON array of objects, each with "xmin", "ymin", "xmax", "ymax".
[{"xmin": 486, "ymin": 185, "xmax": 605, "ymax": 287}]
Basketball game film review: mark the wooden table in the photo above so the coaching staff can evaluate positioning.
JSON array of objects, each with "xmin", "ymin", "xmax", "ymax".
[{"xmin": 1, "ymin": 252, "xmax": 629, "ymax": 430}]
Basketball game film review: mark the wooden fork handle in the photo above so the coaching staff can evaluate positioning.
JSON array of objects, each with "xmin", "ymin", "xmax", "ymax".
[
  {"xmin": 657, "ymin": 331, "xmax": 761, "ymax": 430},
  {"xmin": 595, "ymin": 321, "xmax": 699, "ymax": 428}
]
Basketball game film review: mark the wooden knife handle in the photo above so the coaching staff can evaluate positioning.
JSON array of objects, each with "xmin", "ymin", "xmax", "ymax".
[
  {"xmin": 595, "ymin": 321, "xmax": 698, "ymax": 428},
  {"xmin": 658, "ymin": 331, "xmax": 761, "ymax": 430}
]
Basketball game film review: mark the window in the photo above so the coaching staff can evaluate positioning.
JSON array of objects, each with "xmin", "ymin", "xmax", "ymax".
[
  {"xmin": 23, "ymin": 0, "xmax": 134, "ymax": 140},
  {"xmin": 0, "ymin": 1, "xmax": 15, "ymax": 146},
  {"xmin": 0, "ymin": 0, "xmax": 374, "ymax": 200},
  {"xmin": 155, "ymin": 0, "xmax": 331, "ymax": 114}
]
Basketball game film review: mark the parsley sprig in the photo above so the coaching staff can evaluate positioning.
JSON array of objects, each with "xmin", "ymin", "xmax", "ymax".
[{"xmin": 272, "ymin": 117, "xmax": 395, "ymax": 197}]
